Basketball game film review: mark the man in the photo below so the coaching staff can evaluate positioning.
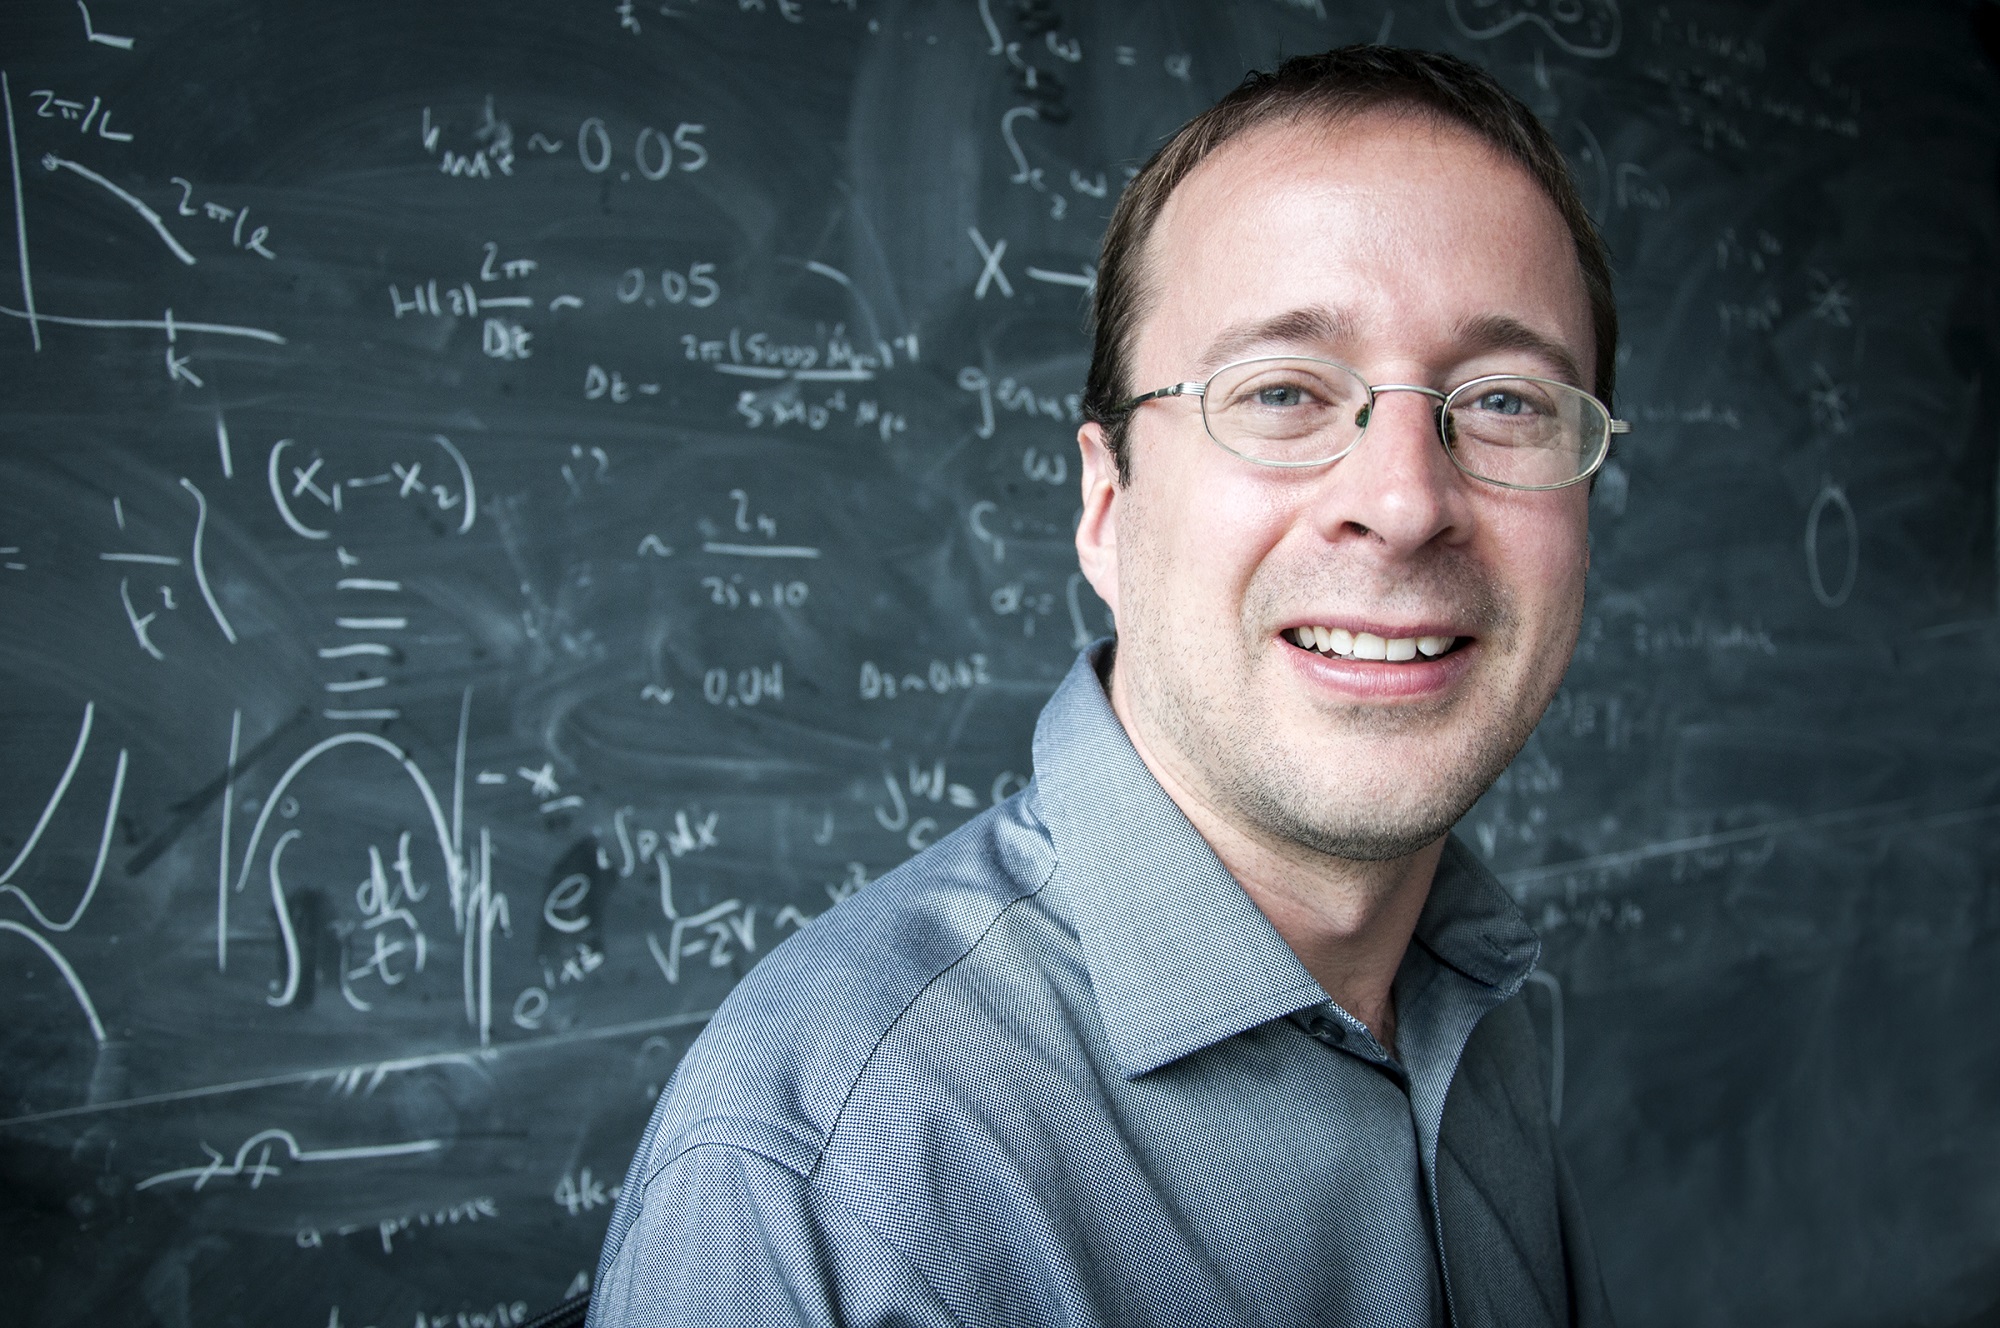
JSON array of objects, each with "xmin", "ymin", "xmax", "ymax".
[{"xmin": 592, "ymin": 46, "xmax": 1620, "ymax": 1327}]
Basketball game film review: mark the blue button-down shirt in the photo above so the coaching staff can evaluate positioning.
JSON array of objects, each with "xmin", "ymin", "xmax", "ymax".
[{"xmin": 591, "ymin": 645, "xmax": 1614, "ymax": 1327}]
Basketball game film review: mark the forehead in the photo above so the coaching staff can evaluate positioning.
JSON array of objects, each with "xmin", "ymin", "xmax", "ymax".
[{"xmin": 1134, "ymin": 110, "xmax": 1593, "ymax": 382}]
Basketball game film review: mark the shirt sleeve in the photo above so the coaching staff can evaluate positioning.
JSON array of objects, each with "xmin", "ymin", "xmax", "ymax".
[{"xmin": 588, "ymin": 1140, "xmax": 962, "ymax": 1328}]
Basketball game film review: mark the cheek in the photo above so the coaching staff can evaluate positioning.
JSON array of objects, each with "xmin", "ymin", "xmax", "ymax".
[
  {"xmin": 1179, "ymin": 487, "xmax": 1297, "ymax": 625},
  {"xmin": 1496, "ymin": 501, "xmax": 1590, "ymax": 650},
  {"xmin": 1126, "ymin": 451, "xmax": 1289, "ymax": 608}
]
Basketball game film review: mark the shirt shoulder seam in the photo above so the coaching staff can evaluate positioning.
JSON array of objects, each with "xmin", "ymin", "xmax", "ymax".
[
  {"xmin": 650, "ymin": 1114, "xmax": 825, "ymax": 1182},
  {"xmin": 809, "ymin": 847, "xmax": 1060, "ymax": 1179}
]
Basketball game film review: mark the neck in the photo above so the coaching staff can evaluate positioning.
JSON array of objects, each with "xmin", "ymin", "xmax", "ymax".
[
  {"xmin": 1208, "ymin": 826, "xmax": 1442, "ymax": 1050},
  {"xmin": 1108, "ymin": 678, "xmax": 1442, "ymax": 1051}
]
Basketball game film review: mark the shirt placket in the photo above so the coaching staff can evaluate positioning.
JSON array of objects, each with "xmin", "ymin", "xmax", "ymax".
[{"xmin": 1295, "ymin": 1004, "xmax": 1452, "ymax": 1328}]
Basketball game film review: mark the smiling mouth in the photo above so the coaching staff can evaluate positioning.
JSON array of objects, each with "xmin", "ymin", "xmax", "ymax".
[{"xmin": 1283, "ymin": 625, "xmax": 1467, "ymax": 662}]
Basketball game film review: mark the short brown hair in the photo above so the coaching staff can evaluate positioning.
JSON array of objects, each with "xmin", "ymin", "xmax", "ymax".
[{"xmin": 1082, "ymin": 45, "xmax": 1618, "ymax": 482}]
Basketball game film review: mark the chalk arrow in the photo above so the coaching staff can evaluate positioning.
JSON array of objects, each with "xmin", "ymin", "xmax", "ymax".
[{"xmin": 1025, "ymin": 264, "xmax": 1096, "ymax": 294}]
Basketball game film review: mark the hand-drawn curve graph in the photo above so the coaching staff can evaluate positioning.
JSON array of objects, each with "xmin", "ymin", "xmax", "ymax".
[
  {"xmin": 1447, "ymin": 0, "xmax": 1623, "ymax": 59},
  {"xmin": 2, "ymin": 69, "xmax": 285, "ymax": 371},
  {"xmin": 0, "ymin": 702, "xmax": 127, "ymax": 1062},
  {"xmin": 2, "ymin": 701, "xmax": 519, "ymax": 1116}
]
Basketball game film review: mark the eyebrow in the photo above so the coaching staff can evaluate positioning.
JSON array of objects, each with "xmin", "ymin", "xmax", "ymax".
[
  {"xmin": 1450, "ymin": 314, "xmax": 1586, "ymax": 388},
  {"xmin": 1192, "ymin": 306, "xmax": 1356, "ymax": 378},
  {"xmin": 1189, "ymin": 307, "xmax": 1587, "ymax": 388}
]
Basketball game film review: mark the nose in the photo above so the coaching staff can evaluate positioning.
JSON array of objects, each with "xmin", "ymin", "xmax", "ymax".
[{"xmin": 1304, "ymin": 384, "xmax": 1470, "ymax": 554}]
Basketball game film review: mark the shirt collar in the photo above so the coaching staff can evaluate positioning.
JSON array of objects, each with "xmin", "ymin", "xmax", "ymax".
[
  {"xmin": 1412, "ymin": 836, "xmax": 1541, "ymax": 998},
  {"xmin": 1028, "ymin": 641, "xmax": 1540, "ymax": 1079}
]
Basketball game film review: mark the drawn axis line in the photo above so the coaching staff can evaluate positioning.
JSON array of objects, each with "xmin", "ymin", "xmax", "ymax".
[
  {"xmin": 3, "ymin": 70, "xmax": 39, "ymax": 349},
  {"xmin": 0, "ymin": 305, "xmax": 283, "ymax": 343}
]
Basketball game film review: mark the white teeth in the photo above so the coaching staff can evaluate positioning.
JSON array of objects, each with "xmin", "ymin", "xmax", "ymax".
[{"xmin": 1293, "ymin": 626, "xmax": 1459, "ymax": 660}]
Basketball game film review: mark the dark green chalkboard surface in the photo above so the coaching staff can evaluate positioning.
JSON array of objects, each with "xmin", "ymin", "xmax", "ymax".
[{"xmin": 3, "ymin": 1, "xmax": 1998, "ymax": 1324}]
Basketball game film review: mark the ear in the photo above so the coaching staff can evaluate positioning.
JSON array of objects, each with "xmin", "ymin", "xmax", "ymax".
[{"xmin": 1074, "ymin": 421, "xmax": 1122, "ymax": 617}]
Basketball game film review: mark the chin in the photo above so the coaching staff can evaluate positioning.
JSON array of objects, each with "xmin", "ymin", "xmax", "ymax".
[
  {"xmin": 1246, "ymin": 788, "xmax": 1468, "ymax": 863},
  {"xmin": 1231, "ymin": 724, "xmax": 1527, "ymax": 864}
]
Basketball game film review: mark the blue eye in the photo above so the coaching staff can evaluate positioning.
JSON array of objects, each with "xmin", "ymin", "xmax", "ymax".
[
  {"xmin": 1254, "ymin": 384, "xmax": 1308, "ymax": 408},
  {"xmin": 1469, "ymin": 389, "xmax": 1528, "ymax": 415}
]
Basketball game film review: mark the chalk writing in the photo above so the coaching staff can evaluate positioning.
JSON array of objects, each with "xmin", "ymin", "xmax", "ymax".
[
  {"xmin": 336, "ymin": 835, "xmax": 434, "ymax": 1013},
  {"xmin": 991, "ymin": 579, "xmax": 1059, "ymax": 636},
  {"xmin": 872, "ymin": 759, "xmax": 1019, "ymax": 851},
  {"xmin": 27, "ymin": 88, "xmax": 133, "ymax": 140},
  {"xmin": 1632, "ymin": 620, "xmax": 1778, "ymax": 656},
  {"xmin": 615, "ymin": 262, "xmax": 720, "ymax": 308},
  {"xmin": 683, "ymin": 324, "xmax": 915, "ymax": 379},
  {"xmin": 577, "ymin": 117, "xmax": 708, "ymax": 178},
  {"xmin": 645, "ymin": 855, "xmax": 758, "ymax": 984},
  {"xmin": 1644, "ymin": 62, "xmax": 1859, "ymax": 145},
  {"xmin": 858, "ymin": 655, "xmax": 991, "ymax": 700},
  {"xmin": 553, "ymin": 1167, "xmax": 620, "ymax": 1216},
  {"xmin": 373, "ymin": 1197, "xmax": 502, "ymax": 1254},
  {"xmin": 958, "ymin": 366, "xmax": 1082, "ymax": 439},
  {"xmin": 700, "ymin": 574, "xmax": 809, "ymax": 609},
  {"xmin": 734, "ymin": 385, "xmax": 908, "ymax": 440},
  {"xmin": 702, "ymin": 662, "xmax": 783, "ymax": 708},
  {"xmin": 267, "ymin": 435, "xmax": 477, "ymax": 541},
  {"xmin": 164, "ymin": 176, "xmax": 274, "ymax": 256}
]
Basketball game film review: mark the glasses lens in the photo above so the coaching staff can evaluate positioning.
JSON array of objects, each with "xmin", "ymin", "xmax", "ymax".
[
  {"xmin": 1443, "ymin": 377, "xmax": 1607, "ymax": 489},
  {"xmin": 1202, "ymin": 358, "xmax": 1370, "ymax": 466}
]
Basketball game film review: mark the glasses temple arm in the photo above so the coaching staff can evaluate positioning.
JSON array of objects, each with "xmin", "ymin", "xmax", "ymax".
[{"xmin": 1112, "ymin": 382, "xmax": 1203, "ymax": 413}]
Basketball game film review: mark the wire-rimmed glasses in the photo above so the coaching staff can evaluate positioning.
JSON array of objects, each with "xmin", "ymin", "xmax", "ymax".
[{"xmin": 1115, "ymin": 355, "xmax": 1629, "ymax": 491}]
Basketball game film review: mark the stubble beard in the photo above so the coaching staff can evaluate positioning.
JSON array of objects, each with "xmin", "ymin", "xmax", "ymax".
[
  {"xmin": 1192, "ymin": 682, "xmax": 1543, "ymax": 863},
  {"xmin": 1122, "ymin": 555, "xmax": 1576, "ymax": 868}
]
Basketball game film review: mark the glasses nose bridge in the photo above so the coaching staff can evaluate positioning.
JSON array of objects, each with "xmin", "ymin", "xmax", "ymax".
[{"xmin": 1363, "ymin": 382, "xmax": 1451, "ymax": 439}]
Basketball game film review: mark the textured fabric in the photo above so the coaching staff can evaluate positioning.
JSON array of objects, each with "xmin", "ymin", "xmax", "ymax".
[{"xmin": 590, "ymin": 643, "xmax": 1616, "ymax": 1328}]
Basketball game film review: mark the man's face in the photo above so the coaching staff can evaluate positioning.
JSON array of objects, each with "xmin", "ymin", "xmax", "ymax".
[{"xmin": 1075, "ymin": 111, "xmax": 1595, "ymax": 863}]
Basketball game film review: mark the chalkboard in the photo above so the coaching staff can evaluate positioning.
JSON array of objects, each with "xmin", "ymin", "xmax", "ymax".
[{"xmin": 1, "ymin": 1, "xmax": 1997, "ymax": 1324}]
